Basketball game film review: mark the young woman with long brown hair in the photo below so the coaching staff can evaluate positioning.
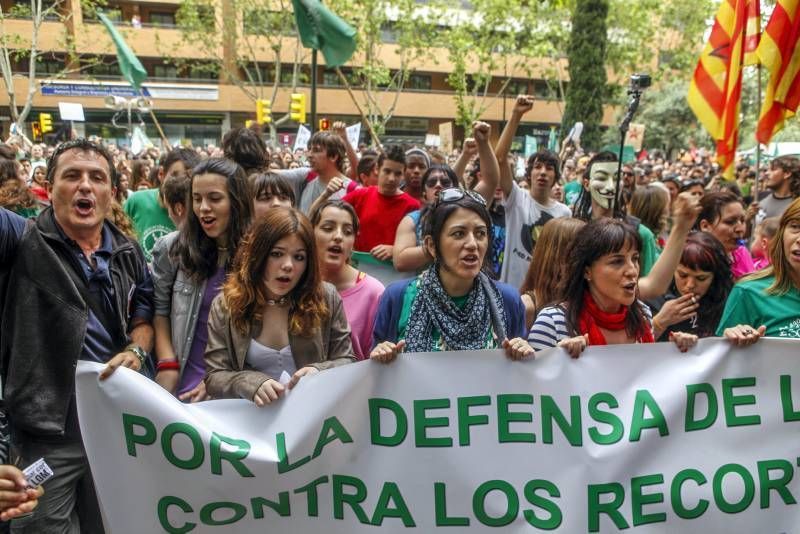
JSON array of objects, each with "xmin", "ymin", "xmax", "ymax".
[{"xmin": 204, "ymin": 207, "xmax": 355, "ymax": 405}]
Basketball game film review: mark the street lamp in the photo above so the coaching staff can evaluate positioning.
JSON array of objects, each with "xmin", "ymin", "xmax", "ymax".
[{"xmin": 104, "ymin": 95, "xmax": 152, "ymax": 145}]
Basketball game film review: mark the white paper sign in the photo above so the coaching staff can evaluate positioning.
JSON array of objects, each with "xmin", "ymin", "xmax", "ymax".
[
  {"xmin": 293, "ymin": 124, "xmax": 312, "ymax": 152},
  {"xmin": 346, "ymin": 122, "xmax": 362, "ymax": 148},
  {"xmin": 58, "ymin": 102, "xmax": 85, "ymax": 122},
  {"xmin": 76, "ymin": 339, "xmax": 800, "ymax": 533}
]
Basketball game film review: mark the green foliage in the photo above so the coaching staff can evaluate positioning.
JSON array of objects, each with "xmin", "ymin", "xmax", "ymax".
[{"xmin": 562, "ymin": 0, "xmax": 609, "ymax": 150}]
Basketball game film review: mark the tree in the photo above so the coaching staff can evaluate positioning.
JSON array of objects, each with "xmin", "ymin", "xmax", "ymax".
[
  {"xmin": 326, "ymin": 0, "xmax": 440, "ymax": 137},
  {"xmin": 561, "ymin": 0, "xmax": 609, "ymax": 150},
  {"xmin": 0, "ymin": 0, "xmax": 104, "ymax": 136},
  {"xmin": 164, "ymin": 0, "xmax": 307, "ymax": 145},
  {"xmin": 612, "ymin": 80, "xmax": 711, "ymax": 156}
]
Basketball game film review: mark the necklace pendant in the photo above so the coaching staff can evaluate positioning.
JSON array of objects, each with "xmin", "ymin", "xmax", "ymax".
[{"xmin": 266, "ymin": 296, "xmax": 289, "ymax": 306}]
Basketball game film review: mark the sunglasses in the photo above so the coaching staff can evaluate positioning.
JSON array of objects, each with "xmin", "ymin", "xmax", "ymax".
[
  {"xmin": 434, "ymin": 187, "xmax": 487, "ymax": 208},
  {"xmin": 425, "ymin": 174, "xmax": 453, "ymax": 188}
]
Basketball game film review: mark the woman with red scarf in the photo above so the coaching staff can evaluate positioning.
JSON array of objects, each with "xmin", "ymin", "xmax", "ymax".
[{"xmin": 528, "ymin": 218, "xmax": 698, "ymax": 357}]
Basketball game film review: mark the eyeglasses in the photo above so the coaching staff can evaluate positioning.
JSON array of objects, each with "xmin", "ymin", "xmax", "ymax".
[
  {"xmin": 425, "ymin": 174, "xmax": 453, "ymax": 188},
  {"xmin": 434, "ymin": 187, "xmax": 487, "ymax": 208}
]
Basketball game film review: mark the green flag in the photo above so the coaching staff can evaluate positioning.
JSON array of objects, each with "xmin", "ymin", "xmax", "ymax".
[
  {"xmin": 292, "ymin": 0, "xmax": 357, "ymax": 67},
  {"xmin": 547, "ymin": 126, "xmax": 558, "ymax": 152},
  {"xmin": 98, "ymin": 13, "xmax": 147, "ymax": 91}
]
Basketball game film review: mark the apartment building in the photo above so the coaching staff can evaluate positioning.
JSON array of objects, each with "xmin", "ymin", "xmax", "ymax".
[{"xmin": 0, "ymin": 0, "xmax": 613, "ymax": 148}]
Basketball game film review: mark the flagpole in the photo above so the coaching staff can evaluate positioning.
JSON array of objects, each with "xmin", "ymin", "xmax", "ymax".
[
  {"xmin": 754, "ymin": 63, "xmax": 762, "ymax": 200},
  {"xmin": 311, "ymin": 49, "xmax": 318, "ymax": 134}
]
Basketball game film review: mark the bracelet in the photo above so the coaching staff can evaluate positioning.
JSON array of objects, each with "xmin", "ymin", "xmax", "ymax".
[
  {"xmin": 156, "ymin": 359, "xmax": 180, "ymax": 372},
  {"xmin": 125, "ymin": 344, "xmax": 147, "ymax": 369}
]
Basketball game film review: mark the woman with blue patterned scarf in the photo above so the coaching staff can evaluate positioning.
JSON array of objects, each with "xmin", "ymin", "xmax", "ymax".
[{"xmin": 370, "ymin": 188, "xmax": 532, "ymax": 362}]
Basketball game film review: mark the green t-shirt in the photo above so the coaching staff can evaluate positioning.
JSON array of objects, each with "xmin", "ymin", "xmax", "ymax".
[
  {"xmin": 716, "ymin": 275, "xmax": 800, "ymax": 338},
  {"xmin": 123, "ymin": 188, "xmax": 175, "ymax": 262},
  {"xmin": 637, "ymin": 223, "xmax": 658, "ymax": 277},
  {"xmin": 564, "ymin": 181, "xmax": 583, "ymax": 206},
  {"xmin": 397, "ymin": 278, "xmax": 496, "ymax": 350}
]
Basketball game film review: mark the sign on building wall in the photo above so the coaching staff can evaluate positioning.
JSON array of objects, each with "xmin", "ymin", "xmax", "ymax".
[{"xmin": 40, "ymin": 80, "xmax": 219, "ymax": 101}]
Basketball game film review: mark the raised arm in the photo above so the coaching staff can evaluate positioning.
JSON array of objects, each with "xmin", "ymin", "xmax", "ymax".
[
  {"xmin": 452, "ymin": 138, "xmax": 478, "ymax": 188},
  {"xmin": 471, "ymin": 121, "xmax": 500, "ymax": 204},
  {"xmin": 393, "ymin": 214, "xmax": 431, "ymax": 272},
  {"xmin": 333, "ymin": 121, "xmax": 359, "ymax": 181},
  {"xmin": 495, "ymin": 95, "xmax": 534, "ymax": 196},
  {"xmin": 638, "ymin": 192, "xmax": 702, "ymax": 300}
]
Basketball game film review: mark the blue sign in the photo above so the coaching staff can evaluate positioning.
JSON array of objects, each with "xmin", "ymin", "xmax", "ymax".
[{"xmin": 41, "ymin": 83, "xmax": 152, "ymax": 98}]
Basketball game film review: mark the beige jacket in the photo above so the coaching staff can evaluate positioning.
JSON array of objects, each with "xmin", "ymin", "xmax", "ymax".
[{"xmin": 204, "ymin": 282, "xmax": 355, "ymax": 400}]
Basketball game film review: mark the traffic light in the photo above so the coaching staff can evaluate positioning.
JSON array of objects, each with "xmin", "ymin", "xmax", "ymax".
[
  {"xmin": 319, "ymin": 118, "xmax": 330, "ymax": 131},
  {"xmin": 31, "ymin": 121, "xmax": 42, "ymax": 142},
  {"xmin": 290, "ymin": 93, "xmax": 306, "ymax": 124},
  {"xmin": 255, "ymin": 99, "xmax": 271, "ymax": 124},
  {"xmin": 39, "ymin": 113, "xmax": 53, "ymax": 134}
]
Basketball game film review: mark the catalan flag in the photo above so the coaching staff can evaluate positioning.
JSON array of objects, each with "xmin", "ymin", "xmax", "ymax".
[
  {"xmin": 755, "ymin": 0, "xmax": 800, "ymax": 144},
  {"xmin": 687, "ymin": 0, "xmax": 761, "ymax": 178}
]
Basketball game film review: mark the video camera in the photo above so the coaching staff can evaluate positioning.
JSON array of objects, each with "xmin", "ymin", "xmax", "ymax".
[{"xmin": 629, "ymin": 73, "xmax": 651, "ymax": 92}]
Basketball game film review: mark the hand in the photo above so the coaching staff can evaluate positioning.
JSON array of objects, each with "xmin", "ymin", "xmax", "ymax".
[
  {"xmin": 557, "ymin": 334, "xmax": 589, "ymax": 359},
  {"xmin": 654, "ymin": 293, "xmax": 699, "ymax": 330},
  {"xmin": 462, "ymin": 138, "xmax": 478, "ymax": 157},
  {"xmin": 502, "ymin": 337, "xmax": 534, "ymax": 361},
  {"xmin": 0, "ymin": 465, "xmax": 43, "ymax": 521},
  {"xmin": 253, "ymin": 379, "xmax": 286, "ymax": 407},
  {"xmin": 99, "ymin": 350, "xmax": 142, "ymax": 380},
  {"xmin": 178, "ymin": 381, "xmax": 208, "ymax": 403},
  {"xmin": 513, "ymin": 95, "xmax": 534, "ymax": 116},
  {"xmin": 325, "ymin": 176, "xmax": 346, "ymax": 197},
  {"xmin": 472, "ymin": 121, "xmax": 491, "ymax": 143},
  {"xmin": 332, "ymin": 121, "xmax": 347, "ymax": 139},
  {"xmin": 746, "ymin": 201, "xmax": 760, "ymax": 222},
  {"xmin": 288, "ymin": 366, "xmax": 319, "ymax": 389},
  {"xmin": 723, "ymin": 324, "xmax": 766, "ymax": 347},
  {"xmin": 671, "ymin": 191, "xmax": 702, "ymax": 229},
  {"xmin": 155, "ymin": 369, "xmax": 180, "ymax": 394},
  {"xmin": 370, "ymin": 244, "xmax": 393, "ymax": 261},
  {"xmin": 370, "ymin": 340, "xmax": 406, "ymax": 363},
  {"xmin": 669, "ymin": 331, "xmax": 698, "ymax": 353}
]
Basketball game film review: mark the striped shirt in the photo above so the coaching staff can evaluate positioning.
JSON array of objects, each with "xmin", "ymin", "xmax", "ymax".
[{"xmin": 528, "ymin": 303, "xmax": 653, "ymax": 351}]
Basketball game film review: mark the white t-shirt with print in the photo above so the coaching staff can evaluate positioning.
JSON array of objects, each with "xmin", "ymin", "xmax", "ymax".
[{"xmin": 500, "ymin": 181, "xmax": 572, "ymax": 288}]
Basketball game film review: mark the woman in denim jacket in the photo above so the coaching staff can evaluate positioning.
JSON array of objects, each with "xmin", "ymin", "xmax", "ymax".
[{"xmin": 151, "ymin": 158, "xmax": 252, "ymax": 401}]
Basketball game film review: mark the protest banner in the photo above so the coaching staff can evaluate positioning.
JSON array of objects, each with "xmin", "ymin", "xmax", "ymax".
[{"xmin": 76, "ymin": 338, "xmax": 800, "ymax": 533}]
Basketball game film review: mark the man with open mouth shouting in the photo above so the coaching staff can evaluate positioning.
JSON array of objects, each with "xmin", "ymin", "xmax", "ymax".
[{"xmin": 0, "ymin": 138, "xmax": 154, "ymax": 533}]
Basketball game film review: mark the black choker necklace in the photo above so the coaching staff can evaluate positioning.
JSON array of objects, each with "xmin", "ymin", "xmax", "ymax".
[{"xmin": 266, "ymin": 296, "xmax": 289, "ymax": 306}]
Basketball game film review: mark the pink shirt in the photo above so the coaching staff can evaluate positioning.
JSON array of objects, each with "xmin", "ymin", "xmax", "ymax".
[
  {"xmin": 340, "ymin": 273, "xmax": 385, "ymax": 360},
  {"xmin": 730, "ymin": 245, "xmax": 756, "ymax": 280}
]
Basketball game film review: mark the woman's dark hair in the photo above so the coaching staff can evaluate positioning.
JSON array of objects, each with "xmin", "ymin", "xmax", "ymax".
[
  {"xmin": 310, "ymin": 199, "xmax": 360, "ymax": 235},
  {"xmin": 673, "ymin": 231, "xmax": 733, "ymax": 334},
  {"xmin": 224, "ymin": 207, "xmax": 328, "ymax": 335},
  {"xmin": 693, "ymin": 190, "xmax": 742, "ymax": 230},
  {"xmin": 572, "ymin": 151, "xmax": 624, "ymax": 221},
  {"xmin": 424, "ymin": 191, "xmax": 494, "ymax": 276},
  {"xmin": 562, "ymin": 218, "xmax": 648, "ymax": 339},
  {"xmin": 221, "ymin": 127, "xmax": 268, "ymax": 173},
  {"xmin": 131, "ymin": 159, "xmax": 150, "ymax": 189},
  {"xmin": 250, "ymin": 172, "xmax": 296, "ymax": 206},
  {"xmin": 629, "ymin": 184, "xmax": 669, "ymax": 235},
  {"xmin": 174, "ymin": 158, "xmax": 253, "ymax": 280}
]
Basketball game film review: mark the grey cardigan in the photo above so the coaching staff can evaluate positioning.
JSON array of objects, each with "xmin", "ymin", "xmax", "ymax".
[{"xmin": 151, "ymin": 231, "xmax": 207, "ymax": 372}]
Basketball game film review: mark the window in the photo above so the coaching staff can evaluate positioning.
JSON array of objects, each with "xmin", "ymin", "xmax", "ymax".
[
  {"xmin": 154, "ymin": 64, "xmax": 178, "ymax": 79},
  {"xmin": 149, "ymin": 12, "xmax": 176, "ymax": 27},
  {"xmin": 406, "ymin": 73, "xmax": 431, "ymax": 91},
  {"xmin": 39, "ymin": 57, "xmax": 66, "ymax": 75},
  {"xmin": 506, "ymin": 79, "xmax": 528, "ymax": 96},
  {"xmin": 323, "ymin": 68, "xmax": 358, "ymax": 87},
  {"xmin": 85, "ymin": 62, "xmax": 118, "ymax": 77}
]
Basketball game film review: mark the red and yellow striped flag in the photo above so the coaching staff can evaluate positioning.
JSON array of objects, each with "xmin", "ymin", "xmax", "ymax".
[
  {"xmin": 756, "ymin": 0, "xmax": 800, "ymax": 144},
  {"xmin": 687, "ymin": 0, "xmax": 761, "ymax": 179}
]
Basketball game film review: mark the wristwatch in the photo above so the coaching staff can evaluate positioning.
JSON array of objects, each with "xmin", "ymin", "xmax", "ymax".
[{"xmin": 125, "ymin": 344, "xmax": 148, "ymax": 369}]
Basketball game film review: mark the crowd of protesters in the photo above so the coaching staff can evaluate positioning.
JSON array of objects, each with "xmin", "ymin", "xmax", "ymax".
[{"xmin": 1, "ymin": 93, "xmax": 799, "ymax": 531}]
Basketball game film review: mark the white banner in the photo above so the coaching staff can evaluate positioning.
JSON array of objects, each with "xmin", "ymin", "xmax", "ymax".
[
  {"xmin": 293, "ymin": 125, "xmax": 312, "ymax": 152},
  {"xmin": 76, "ymin": 339, "xmax": 800, "ymax": 533},
  {"xmin": 346, "ymin": 122, "xmax": 362, "ymax": 148}
]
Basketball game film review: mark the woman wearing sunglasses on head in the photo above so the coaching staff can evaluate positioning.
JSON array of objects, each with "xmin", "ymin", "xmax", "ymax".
[
  {"xmin": 371, "ymin": 188, "xmax": 532, "ymax": 362},
  {"xmin": 393, "ymin": 121, "xmax": 499, "ymax": 273}
]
